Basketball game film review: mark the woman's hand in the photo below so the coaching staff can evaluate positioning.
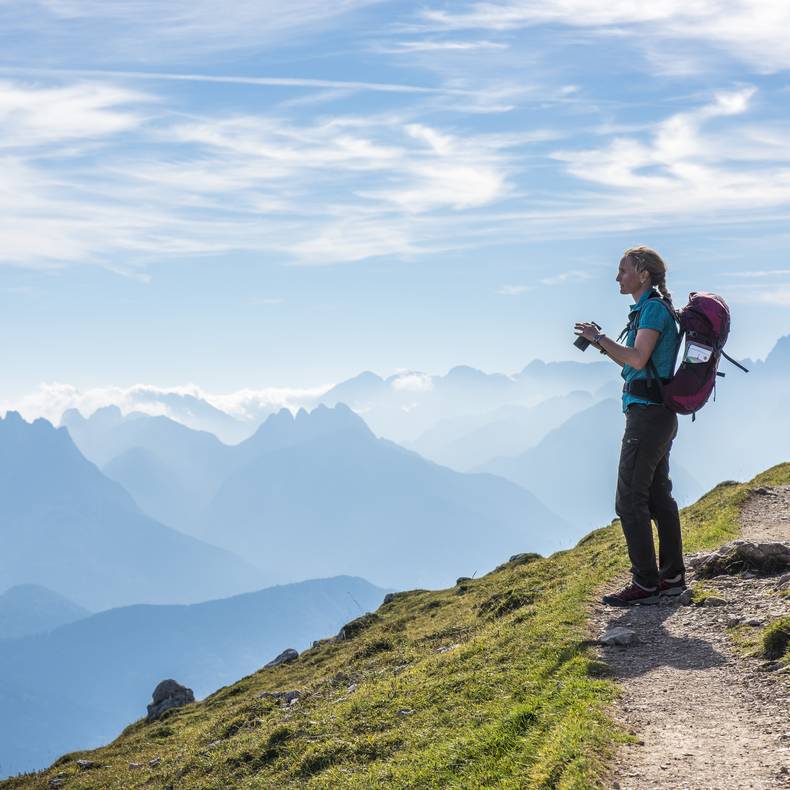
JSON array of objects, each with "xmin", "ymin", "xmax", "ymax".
[{"xmin": 574, "ymin": 322, "xmax": 601, "ymax": 343}]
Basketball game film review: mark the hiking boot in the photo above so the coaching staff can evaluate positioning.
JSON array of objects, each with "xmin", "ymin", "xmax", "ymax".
[
  {"xmin": 658, "ymin": 575, "xmax": 687, "ymax": 597},
  {"xmin": 601, "ymin": 582, "xmax": 659, "ymax": 607}
]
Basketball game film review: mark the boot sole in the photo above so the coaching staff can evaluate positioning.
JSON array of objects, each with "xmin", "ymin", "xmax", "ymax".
[{"xmin": 601, "ymin": 594, "xmax": 660, "ymax": 607}]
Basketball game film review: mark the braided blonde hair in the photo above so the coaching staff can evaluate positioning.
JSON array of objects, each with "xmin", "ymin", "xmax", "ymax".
[{"xmin": 623, "ymin": 245, "xmax": 673, "ymax": 305}]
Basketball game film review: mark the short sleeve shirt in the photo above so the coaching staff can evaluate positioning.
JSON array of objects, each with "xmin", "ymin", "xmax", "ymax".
[{"xmin": 621, "ymin": 289, "xmax": 680, "ymax": 413}]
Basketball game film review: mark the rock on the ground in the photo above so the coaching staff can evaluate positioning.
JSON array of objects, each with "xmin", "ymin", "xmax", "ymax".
[
  {"xmin": 76, "ymin": 759, "xmax": 99, "ymax": 770},
  {"xmin": 688, "ymin": 540, "xmax": 790, "ymax": 578},
  {"xmin": 264, "ymin": 648, "xmax": 299, "ymax": 668},
  {"xmin": 679, "ymin": 589, "xmax": 694, "ymax": 606},
  {"xmin": 146, "ymin": 679, "xmax": 194, "ymax": 722},
  {"xmin": 600, "ymin": 627, "xmax": 637, "ymax": 646},
  {"xmin": 259, "ymin": 689, "xmax": 301, "ymax": 703},
  {"xmin": 703, "ymin": 596, "xmax": 729, "ymax": 607}
]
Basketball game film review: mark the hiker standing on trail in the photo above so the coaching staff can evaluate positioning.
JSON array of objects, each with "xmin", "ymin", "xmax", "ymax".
[{"xmin": 574, "ymin": 247, "xmax": 686, "ymax": 605}]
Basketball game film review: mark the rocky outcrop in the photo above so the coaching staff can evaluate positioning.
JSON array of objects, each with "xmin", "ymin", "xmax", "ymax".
[
  {"xmin": 688, "ymin": 540, "xmax": 790, "ymax": 578},
  {"xmin": 336, "ymin": 613, "xmax": 379, "ymax": 640},
  {"xmin": 264, "ymin": 648, "xmax": 299, "ymax": 668},
  {"xmin": 146, "ymin": 679, "xmax": 194, "ymax": 722}
]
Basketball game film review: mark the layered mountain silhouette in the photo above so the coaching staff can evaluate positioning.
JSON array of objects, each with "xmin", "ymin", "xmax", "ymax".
[
  {"xmin": 479, "ymin": 398, "xmax": 700, "ymax": 531},
  {"xmin": 0, "ymin": 575, "xmax": 387, "ymax": 778},
  {"xmin": 197, "ymin": 405, "xmax": 572, "ymax": 588},
  {"xmin": 318, "ymin": 360, "xmax": 620, "ymax": 441},
  {"xmin": 404, "ymin": 390, "xmax": 596, "ymax": 471},
  {"xmin": 63, "ymin": 404, "xmax": 571, "ymax": 590},
  {"xmin": 63, "ymin": 406, "xmax": 233, "ymax": 533},
  {"xmin": 0, "ymin": 584, "xmax": 90, "ymax": 640},
  {"xmin": 0, "ymin": 412, "xmax": 265, "ymax": 610}
]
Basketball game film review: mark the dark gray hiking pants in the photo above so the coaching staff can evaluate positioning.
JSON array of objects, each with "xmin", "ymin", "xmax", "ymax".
[{"xmin": 615, "ymin": 403, "xmax": 685, "ymax": 589}]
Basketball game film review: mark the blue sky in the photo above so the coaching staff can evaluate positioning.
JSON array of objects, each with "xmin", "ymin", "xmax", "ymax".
[{"xmin": 2, "ymin": 0, "xmax": 789, "ymax": 409}]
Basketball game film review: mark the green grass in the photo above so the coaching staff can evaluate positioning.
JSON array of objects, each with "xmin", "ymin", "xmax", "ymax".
[
  {"xmin": 761, "ymin": 616, "xmax": 790, "ymax": 661},
  {"xmin": 4, "ymin": 462, "xmax": 789, "ymax": 790}
]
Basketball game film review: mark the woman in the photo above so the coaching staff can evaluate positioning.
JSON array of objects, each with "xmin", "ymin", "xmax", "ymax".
[{"xmin": 574, "ymin": 246, "xmax": 686, "ymax": 605}]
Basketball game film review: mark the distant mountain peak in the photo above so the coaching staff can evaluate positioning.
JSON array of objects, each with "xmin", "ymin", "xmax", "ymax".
[
  {"xmin": 766, "ymin": 333, "xmax": 790, "ymax": 365},
  {"xmin": 244, "ymin": 403, "xmax": 373, "ymax": 452}
]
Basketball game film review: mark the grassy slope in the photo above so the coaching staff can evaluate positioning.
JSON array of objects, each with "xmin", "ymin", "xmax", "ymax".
[{"xmin": 5, "ymin": 463, "xmax": 789, "ymax": 790}]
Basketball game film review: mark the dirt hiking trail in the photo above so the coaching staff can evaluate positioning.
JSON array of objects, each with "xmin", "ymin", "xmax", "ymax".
[{"xmin": 593, "ymin": 485, "xmax": 790, "ymax": 790}]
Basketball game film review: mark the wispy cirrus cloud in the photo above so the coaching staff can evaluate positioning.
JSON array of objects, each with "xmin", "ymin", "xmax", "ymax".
[
  {"xmin": 0, "ymin": 79, "xmax": 148, "ymax": 147},
  {"xmin": 374, "ymin": 39, "xmax": 508, "ymax": 54},
  {"xmin": 497, "ymin": 284, "xmax": 532, "ymax": 295},
  {"xmin": 0, "ymin": 77, "xmax": 529, "ymax": 269},
  {"xmin": 0, "ymin": 0, "xmax": 383, "ymax": 62},
  {"xmin": 417, "ymin": 0, "xmax": 790, "ymax": 73},
  {"xmin": 544, "ymin": 87, "xmax": 790, "ymax": 228}
]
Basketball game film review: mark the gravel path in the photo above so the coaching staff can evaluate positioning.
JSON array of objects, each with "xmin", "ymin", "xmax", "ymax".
[{"xmin": 594, "ymin": 485, "xmax": 790, "ymax": 790}]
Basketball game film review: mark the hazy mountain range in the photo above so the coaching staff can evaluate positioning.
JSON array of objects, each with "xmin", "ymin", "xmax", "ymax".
[
  {"xmin": 0, "ymin": 585, "xmax": 90, "ymax": 640},
  {"xmin": 0, "ymin": 412, "xmax": 265, "ymax": 610},
  {"xmin": 479, "ymin": 398, "xmax": 700, "ymax": 531},
  {"xmin": 0, "ymin": 575, "xmax": 387, "ymax": 778},
  {"xmin": 65, "ymin": 403, "xmax": 573, "ymax": 590}
]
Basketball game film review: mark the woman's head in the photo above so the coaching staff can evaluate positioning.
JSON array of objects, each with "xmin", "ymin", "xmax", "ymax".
[{"xmin": 617, "ymin": 245, "xmax": 672, "ymax": 303}]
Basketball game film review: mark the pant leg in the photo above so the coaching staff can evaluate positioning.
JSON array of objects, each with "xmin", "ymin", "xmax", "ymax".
[
  {"xmin": 615, "ymin": 405, "xmax": 678, "ymax": 589},
  {"xmin": 648, "ymin": 419, "xmax": 685, "ymax": 581}
]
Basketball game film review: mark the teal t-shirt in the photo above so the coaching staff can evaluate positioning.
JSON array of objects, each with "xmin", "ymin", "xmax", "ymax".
[{"xmin": 621, "ymin": 289, "xmax": 679, "ymax": 413}]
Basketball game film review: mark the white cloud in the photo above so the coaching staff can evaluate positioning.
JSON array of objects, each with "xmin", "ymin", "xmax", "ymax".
[
  {"xmin": 725, "ymin": 285, "xmax": 790, "ymax": 307},
  {"xmin": 539, "ymin": 269, "xmax": 596, "ymax": 286},
  {"xmin": 376, "ymin": 39, "xmax": 508, "ymax": 53},
  {"xmin": 547, "ymin": 88, "xmax": 790, "ymax": 224},
  {"xmin": 0, "ymin": 79, "xmax": 147, "ymax": 148},
  {"xmin": 0, "ymin": 66, "xmax": 470, "ymax": 97},
  {"xmin": 418, "ymin": 1, "xmax": 790, "ymax": 73},
  {"xmin": 723, "ymin": 269, "xmax": 790, "ymax": 278},
  {"xmin": 497, "ymin": 284, "xmax": 532, "ymax": 295},
  {"xmin": 391, "ymin": 373, "xmax": 434, "ymax": 392},
  {"xmin": 3, "ymin": 1, "xmax": 382, "ymax": 62},
  {"xmin": 0, "ymin": 381, "xmax": 333, "ymax": 428}
]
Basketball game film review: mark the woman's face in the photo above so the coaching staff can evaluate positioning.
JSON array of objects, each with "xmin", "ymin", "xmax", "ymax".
[{"xmin": 616, "ymin": 256, "xmax": 647, "ymax": 296}]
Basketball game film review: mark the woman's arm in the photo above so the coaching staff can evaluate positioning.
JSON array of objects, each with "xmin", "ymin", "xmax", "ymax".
[{"xmin": 574, "ymin": 323, "xmax": 660, "ymax": 370}]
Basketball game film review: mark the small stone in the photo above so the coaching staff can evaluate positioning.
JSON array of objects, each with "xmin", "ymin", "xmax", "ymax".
[
  {"xmin": 129, "ymin": 762, "xmax": 143, "ymax": 769},
  {"xmin": 148, "ymin": 757, "xmax": 161, "ymax": 768},
  {"xmin": 48, "ymin": 780, "xmax": 66, "ymax": 789},
  {"xmin": 397, "ymin": 708, "xmax": 416, "ymax": 716},
  {"xmin": 264, "ymin": 648, "xmax": 299, "ymax": 668},
  {"xmin": 456, "ymin": 577, "xmax": 472, "ymax": 585},
  {"xmin": 258, "ymin": 689, "xmax": 302, "ymax": 703},
  {"xmin": 600, "ymin": 627, "xmax": 637, "ymax": 646},
  {"xmin": 347, "ymin": 683, "xmax": 358, "ymax": 693},
  {"xmin": 679, "ymin": 589, "xmax": 694, "ymax": 606},
  {"xmin": 726, "ymin": 616, "xmax": 743, "ymax": 627},
  {"xmin": 76, "ymin": 759, "xmax": 98, "ymax": 770},
  {"xmin": 745, "ymin": 618, "xmax": 763, "ymax": 627},
  {"xmin": 702, "ymin": 596, "xmax": 728, "ymax": 607}
]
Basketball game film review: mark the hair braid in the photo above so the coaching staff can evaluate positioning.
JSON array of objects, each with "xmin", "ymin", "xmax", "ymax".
[{"xmin": 624, "ymin": 245, "xmax": 674, "ymax": 307}]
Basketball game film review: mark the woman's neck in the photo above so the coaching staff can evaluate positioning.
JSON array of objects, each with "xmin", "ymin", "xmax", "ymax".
[{"xmin": 632, "ymin": 283, "xmax": 652, "ymax": 302}]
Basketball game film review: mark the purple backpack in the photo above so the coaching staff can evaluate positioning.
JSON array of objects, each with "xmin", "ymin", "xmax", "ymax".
[{"xmin": 644, "ymin": 291, "xmax": 749, "ymax": 419}]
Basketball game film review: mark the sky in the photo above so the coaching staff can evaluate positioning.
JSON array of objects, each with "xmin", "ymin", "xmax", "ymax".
[{"xmin": 2, "ymin": 0, "xmax": 790, "ymax": 408}]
